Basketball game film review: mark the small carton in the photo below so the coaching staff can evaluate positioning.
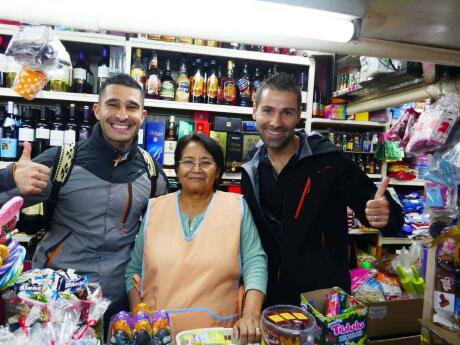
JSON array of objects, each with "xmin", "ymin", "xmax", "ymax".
[
  {"xmin": 301, "ymin": 287, "xmax": 368, "ymax": 345},
  {"xmin": 145, "ymin": 121, "xmax": 166, "ymax": 167},
  {"xmin": 210, "ymin": 131, "xmax": 227, "ymax": 161},
  {"xmin": 242, "ymin": 134, "xmax": 260, "ymax": 162},
  {"xmin": 193, "ymin": 111, "xmax": 209, "ymax": 122},
  {"xmin": 195, "ymin": 120, "xmax": 210, "ymax": 136},
  {"xmin": 225, "ymin": 132, "xmax": 243, "ymax": 172},
  {"xmin": 214, "ymin": 116, "xmax": 242, "ymax": 132},
  {"xmin": 177, "ymin": 120, "xmax": 194, "ymax": 139}
]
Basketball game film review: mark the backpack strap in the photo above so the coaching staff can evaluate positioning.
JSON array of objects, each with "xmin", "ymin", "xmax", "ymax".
[{"xmin": 138, "ymin": 147, "xmax": 163, "ymax": 198}]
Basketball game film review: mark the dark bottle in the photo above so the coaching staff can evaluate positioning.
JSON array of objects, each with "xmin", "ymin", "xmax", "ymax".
[
  {"xmin": 34, "ymin": 107, "xmax": 50, "ymax": 155},
  {"xmin": 97, "ymin": 47, "xmax": 110, "ymax": 93},
  {"xmin": 86, "ymin": 58, "xmax": 94, "ymax": 94},
  {"xmin": 202, "ymin": 60, "xmax": 209, "ymax": 101},
  {"xmin": 251, "ymin": 67, "xmax": 261, "ymax": 106},
  {"xmin": 222, "ymin": 60, "xmax": 237, "ymax": 106},
  {"xmin": 0, "ymin": 101, "xmax": 18, "ymax": 160},
  {"xmin": 78, "ymin": 105, "xmax": 92, "ymax": 141},
  {"xmin": 145, "ymin": 51, "xmax": 161, "ymax": 99},
  {"xmin": 73, "ymin": 52, "xmax": 88, "ymax": 93},
  {"xmin": 49, "ymin": 105, "xmax": 64, "ymax": 147},
  {"xmin": 205, "ymin": 60, "xmax": 219, "ymax": 104},
  {"xmin": 237, "ymin": 63, "xmax": 251, "ymax": 107},
  {"xmin": 190, "ymin": 58, "xmax": 204, "ymax": 103},
  {"xmin": 217, "ymin": 64, "xmax": 223, "ymax": 104},
  {"xmin": 159, "ymin": 60, "xmax": 175, "ymax": 101},
  {"xmin": 298, "ymin": 72, "xmax": 307, "ymax": 112},
  {"xmin": 18, "ymin": 106, "xmax": 35, "ymax": 157},
  {"xmin": 64, "ymin": 103, "xmax": 78, "ymax": 145},
  {"xmin": 273, "ymin": 64, "xmax": 279, "ymax": 75},
  {"xmin": 163, "ymin": 115, "xmax": 177, "ymax": 168}
]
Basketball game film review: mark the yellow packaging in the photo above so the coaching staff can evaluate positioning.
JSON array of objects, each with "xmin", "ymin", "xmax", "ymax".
[{"xmin": 354, "ymin": 112, "xmax": 369, "ymax": 121}]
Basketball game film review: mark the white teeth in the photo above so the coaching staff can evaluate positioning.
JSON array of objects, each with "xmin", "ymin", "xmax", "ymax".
[{"xmin": 112, "ymin": 123, "xmax": 129, "ymax": 129}]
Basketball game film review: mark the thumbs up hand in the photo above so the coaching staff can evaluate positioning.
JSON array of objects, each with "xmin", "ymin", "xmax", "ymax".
[
  {"xmin": 365, "ymin": 177, "xmax": 390, "ymax": 228},
  {"xmin": 13, "ymin": 142, "xmax": 51, "ymax": 195}
]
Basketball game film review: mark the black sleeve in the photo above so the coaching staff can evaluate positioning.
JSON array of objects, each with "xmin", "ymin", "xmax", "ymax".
[{"xmin": 339, "ymin": 155, "xmax": 404, "ymax": 236}]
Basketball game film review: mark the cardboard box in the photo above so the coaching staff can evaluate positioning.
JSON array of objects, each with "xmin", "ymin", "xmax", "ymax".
[
  {"xmin": 214, "ymin": 116, "xmax": 242, "ymax": 132},
  {"xmin": 354, "ymin": 112, "xmax": 369, "ymax": 121},
  {"xmin": 242, "ymin": 134, "xmax": 260, "ymax": 162},
  {"xmin": 226, "ymin": 132, "xmax": 243, "ymax": 172},
  {"xmin": 367, "ymin": 334, "xmax": 420, "ymax": 345},
  {"xmin": 365, "ymin": 298, "xmax": 423, "ymax": 338},
  {"xmin": 178, "ymin": 120, "xmax": 194, "ymax": 139},
  {"xmin": 301, "ymin": 287, "xmax": 368, "ymax": 345},
  {"xmin": 145, "ymin": 121, "xmax": 165, "ymax": 167},
  {"xmin": 195, "ymin": 120, "xmax": 210, "ymax": 136},
  {"xmin": 242, "ymin": 120, "xmax": 257, "ymax": 133},
  {"xmin": 210, "ymin": 131, "xmax": 227, "ymax": 161},
  {"xmin": 193, "ymin": 111, "xmax": 209, "ymax": 122}
]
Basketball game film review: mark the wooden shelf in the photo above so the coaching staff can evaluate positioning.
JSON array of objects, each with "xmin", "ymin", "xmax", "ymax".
[{"xmin": 419, "ymin": 319, "xmax": 459, "ymax": 344}]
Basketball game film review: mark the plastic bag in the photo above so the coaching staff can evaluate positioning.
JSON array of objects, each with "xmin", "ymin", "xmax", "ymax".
[
  {"xmin": 406, "ymin": 93, "xmax": 460, "ymax": 154},
  {"xmin": 355, "ymin": 280, "xmax": 385, "ymax": 302},
  {"xmin": 424, "ymin": 181, "xmax": 458, "ymax": 216}
]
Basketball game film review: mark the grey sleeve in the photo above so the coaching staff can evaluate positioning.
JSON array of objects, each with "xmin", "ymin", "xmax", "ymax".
[
  {"xmin": 153, "ymin": 166, "xmax": 170, "ymax": 197},
  {"xmin": 0, "ymin": 147, "xmax": 59, "ymax": 207}
]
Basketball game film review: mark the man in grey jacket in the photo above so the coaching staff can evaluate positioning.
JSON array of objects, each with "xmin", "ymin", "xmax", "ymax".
[{"xmin": 0, "ymin": 74, "xmax": 169, "ymax": 328}]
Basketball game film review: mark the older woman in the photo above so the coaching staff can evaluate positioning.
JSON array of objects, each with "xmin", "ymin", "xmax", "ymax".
[{"xmin": 125, "ymin": 134, "xmax": 267, "ymax": 344}]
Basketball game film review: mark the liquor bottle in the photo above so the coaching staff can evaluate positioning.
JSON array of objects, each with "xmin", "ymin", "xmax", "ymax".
[
  {"xmin": 363, "ymin": 132, "xmax": 371, "ymax": 152},
  {"xmin": 97, "ymin": 47, "xmax": 110, "ymax": 93},
  {"xmin": 371, "ymin": 133, "xmax": 379, "ymax": 152},
  {"xmin": 222, "ymin": 60, "xmax": 237, "ymax": 106},
  {"xmin": 251, "ymin": 67, "xmax": 261, "ymax": 106},
  {"xmin": 159, "ymin": 60, "xmax": 175, "ymax": 101},
  {"xmin": 346, "ymin": 135, "xmax": 353, "ymax": 152},
  {"xmin": 205, "ymin": 60, "xmax": 218, "ymax": 104},
  {"xmin": 78, "ymin": 105, "xmax": 92, "ymax": 141},
  {"xmin": 64, "ymin": 104, "xmax": 78, "ymax": 145},
  {"xmin": 353, "ymin": 135, "xmax": 360, "ymax": 152},
  {"xmin": 312, "ymin": 87, "xmax": 320, "ymax": 117},
  {"xmin": 190, "ymin": 58, "xmax": 204, "ymax": 103},
  {"xmin": 49, "ymin": 105, "xmax": 64, "ymax": 147},
  {"xmin": 163, "ymin": 115, "xmax": 177, "ymax": 168},
  {"xmin": 298, "ymin": 72, "xmax": 307, "ymax": 112},
  {"xmin": 217, "ymin": 64, "xmax": 223, "ymax": 104},
  {"xmin": 0, "ymin": 101, "xmax": 18, "ymax": 161},
  {"xmin": 237, "ymin": 63, "xmax": 251, "ymax": 107},
  {"xmin": 34, "ymin": 107, "xmax": 50, "ymax": 155},
  {"xmin": 0, "ymin": 105, "xmax": 4, "ymax": 144},
  {"xmin": 18, "ymin": 106, "xmax": 35, "ymax": 157},
  {"xmin": 374, "ymin": 159, "xmax": 381, "ymax": 174},
  {"xmin": 341, "ymin": 134, "xmax": 347, "ymax": 152},
  {"xmin": 145, "ymin": 51, "xmax": 161, "ymax": 99},
  {"xmin": 73, "ymin": 52, "xmax": 88, "ymax": 93},
  {"xmin": 202, "ymin": 60, "xmax": 209, "ymax": 100},
  {"xmin": 49, "ymin": 67, "xmax": 68, "ymax": 92},
  {"xmin": 174, "ymin": 60, "xmax": 190, "ymax": 102},
  {"xmin": 86, "ymin": 58, "xmax": 94, "ymax": 94},
  {"xmin": 130, "ymin": 48, "xmax": 145, "ymax": 89},
  {"xmin": 0, "ymin": 35, "xmax": 5, "ymax": 87}
]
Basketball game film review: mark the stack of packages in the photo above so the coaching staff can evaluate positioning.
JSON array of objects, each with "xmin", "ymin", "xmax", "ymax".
[{"xmin": 0, "ymin": 268, "xmax": 110, "ymax": 345}]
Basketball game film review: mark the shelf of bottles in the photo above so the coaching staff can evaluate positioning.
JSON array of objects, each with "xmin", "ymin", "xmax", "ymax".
[{"xmin": 306, "ymin": 117, "xmax": 388, "ymax": 128}]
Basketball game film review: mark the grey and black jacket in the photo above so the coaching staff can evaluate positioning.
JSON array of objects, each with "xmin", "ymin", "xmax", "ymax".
[{"xmin": 0, "ymin": 123, "xmax": 169, "ymax": 304}]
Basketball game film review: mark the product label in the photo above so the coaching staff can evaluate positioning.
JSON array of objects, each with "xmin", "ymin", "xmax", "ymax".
[
  {"xmin": 0, "ymin": 54, "xmax": 6, "ymax": 71},
  {"xmin": 97, "ymin": 65, "xmax": 109, "ymax": 79},
  {"xmin": 50, "ymin": 130, "xmax": 64, "ymax": 146},
  {"xmin": 175, "ymin": 80, "xmax": 190, "ymax": 101},
  {"xmin": 0, "ymin": 138, "xmax": 18, "ymax": 158},
  {"xmin": 146, "ymin": 74, "xmax": 161, "ymax": 96},
  {"xmin": 368, "ymin": 306, "xmax": 387, "ymax": 319},
  {"xmin": 237, "ymin": 78, "xmax": 250, "ymax": 92},
  {"xmin": 301, "ymin": 90, "xmax": 308, "ymax": 104},
  {"xmin": 160, "ymin": 81, "xmax": 175, "ymax": 99},
  {"xmin": 163, "ymin": 140, "xmax": 177, "ymax": 166},
  {"xmin": 18, "ymin": 127, "xmax": 35, "ymax": 142},
  {"xmin": 130, "ymin": 68, "xmax": 145, "ymax": 89},
  {"xmin": 73, "ymin": 68, "xmax": 87, "ymax": 80},
  {"xmin": 36, "ymin": 127, "xmax": 50, "ymax": 139},
  {"xmin": 64, "ymin": 130, "xmax": 76, "ymax": 145},
  {"xmin": 224, "ymin": 82, "xmax": 236, "ymax": 102},
  {"xmin": 207, "ymin": 76, "xmax": 218, "ymax": 99},
  {"xmin": 138, "ymin": 128, "xmax": 144, "ymax": 145},
  {"xmin": 191, "ymin": 76, "xmax": 204, "ymax": 97}
]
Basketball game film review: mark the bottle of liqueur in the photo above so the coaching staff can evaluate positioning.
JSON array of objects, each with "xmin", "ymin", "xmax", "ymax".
[
  {"xmin": 145, "ymin": 50, "xmax": 161, "ymax": 99},
  {"xmin": 78, "ymin": 105, "xmax": 92, "ymax": 141},
  {"xmin": 73, "ymin": 52, "xmax": 88, "ymax": 93},
  {"xmin": 298, "ymin": 72, "xmax": 308, "ymax": 112},
  {"xmin": 202, "ymin": 60, "xmax": 209, "ymax": 100},
  {"xmin": 237, "ymin": 63, "xmax": 251, "ymax": 107},
  {"xmin": 159, "ymin": 60, "xmax": 175, "ymax": 101},
  {"xmin": 205, "ymin": 60, "xmax": 219, "ymax": 104},
  {"xmin": 175, "ymin": 60, "xmax": 190, "ymax": 102},
  {"xmin": 312, "ymin": 87, "xmax": 321, "ymax": 117},
  {"xmin": 222, "ymin": 60, "xmax": 237, "ymax": 106},
  {"xmin": 130, "ymin": 48, "xmax": 145, "ymax": 89},
  {"xmin": 0, "ymin": 101, "xmax": 18, "ymax": 161},
  {"xmin": 217, "ymin": 64, "xmax": 223, "ymax": 104},
  {"xmin": 163, "ymin": 115, "xmax": 177, "ymax": 168},
  {"xmin": 86, "ymin": 57, "xmax": 94, "ymax": 94},
  {"xmin": 190, "ymin": 58, "xmax": 204, "ymax": 103},
  {"xmin": 251, "ymin": 67, "xmax": 261, "ymax": 106},
  {"xmin": 49, "ymin": 105, "xmax": 65, "ymax": 147},
  {"xmin": 64, "ymin": 103, "xmax": 78, "ymax": 145},
  {"xmin": 18, "ymin": 106, "xmax": 35, "ymax": 157},
  {"xmin": 34, "ymin": 107, "xmax": 50, "ymax": 155},
  {"xmin": 97, "ymin": 47, "xmax": 110, "ymax": 93}
]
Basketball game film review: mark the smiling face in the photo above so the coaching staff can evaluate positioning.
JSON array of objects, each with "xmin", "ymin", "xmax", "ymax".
[
  {"xmin": 253, "ymin": 87, "xmax": 301, "ymax": 151},
  {"xmin": 177, "ymin": 141, "xmax": 220, "ymax": 196},
  {"xmin": 93, "ymin": 84, "xmax": 146, "ymax": 151}
]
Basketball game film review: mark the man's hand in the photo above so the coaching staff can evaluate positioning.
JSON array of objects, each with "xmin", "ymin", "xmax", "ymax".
[
  {"xmin": 13, "ymin": 142, "xmax": 51, "ymax": 195},
  {"xmin": 365, "ymin": 177, "xmax": 390, "ymax": 228}
]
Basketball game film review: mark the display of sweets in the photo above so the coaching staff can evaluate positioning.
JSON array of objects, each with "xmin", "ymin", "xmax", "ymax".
[{"xmin": 110, "ymin": 304, "xmax": 172, "ymax": 345}]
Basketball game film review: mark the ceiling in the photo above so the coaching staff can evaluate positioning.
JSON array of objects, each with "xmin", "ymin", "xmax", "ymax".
[{"xmin": 362, "ymin": 0, "xmax": 460, "ymax": 51}]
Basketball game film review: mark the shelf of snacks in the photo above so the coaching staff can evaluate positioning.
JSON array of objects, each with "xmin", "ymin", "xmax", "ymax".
[
  {"xmin": 389, "ymin": 178, "xmax": 425, "ymax": 187},
  {"xmin": 307, "ymin": 117, "xmax": 388, "ymax": 128}
]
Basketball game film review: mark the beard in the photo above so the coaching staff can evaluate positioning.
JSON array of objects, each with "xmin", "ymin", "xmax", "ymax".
[{"xmin": 258, "ymin": 125, "xmax": 296, "ymax": 150}]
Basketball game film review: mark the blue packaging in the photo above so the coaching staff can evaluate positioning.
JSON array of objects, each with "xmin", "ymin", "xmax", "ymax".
[
  {"xmin": 242, "ymin": 121, "xmax": 257, "ymax": 133},
  {"xmin": 145, "ymin": 122, "xmax": 165, "ymax": 167}
]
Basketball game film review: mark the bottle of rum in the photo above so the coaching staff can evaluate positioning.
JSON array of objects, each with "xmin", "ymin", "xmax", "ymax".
[
  {"xmin": 222, "ymin": 60, "xmax": 237, "ymax": 106},
  {"xmin": 130, "ymin": 48, "xmax": 145, "ymax": 89},
  {"xmin": 145, "ymin": 51, "xmax": 161, "ymax": 99},
  {"xmin": 78, "ymin": 105, "xmax": 92, "ymax": 142},
  {"xmin": 163, "ymin": 115, "xmax": 177, "ymax": 168},
  {"xmin": 237, "ymin": 63, "xmax": 251, "ymax": 107},
  {"xmin": 159, "ymin": 60, "xmax": 175, "ymax": 101}
]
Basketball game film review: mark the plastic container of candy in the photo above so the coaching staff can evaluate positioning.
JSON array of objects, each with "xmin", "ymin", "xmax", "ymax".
[{"xmin": 261, "ymin": 305, "xmax": 316, "ymax": 345}]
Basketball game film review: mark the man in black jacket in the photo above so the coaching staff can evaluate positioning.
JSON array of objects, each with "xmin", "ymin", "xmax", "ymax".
[{"xmin": 241, "ymin": 73, "xmax": 404, "ymax": 306}]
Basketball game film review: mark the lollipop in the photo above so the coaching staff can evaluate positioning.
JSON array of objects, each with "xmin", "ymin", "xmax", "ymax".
[
  {"xmin": 0, "ymin": 244, "xmax": 9, "ymax": 261},
  {"xmin": 0, "ymin": 245, "xmax": 25, "ymax": 290},
  {"xmin": 0, "ymin": 239, "xmax": 21, "ymax": 275},
  {"xmin": 0, "ymin": 196, "xmax": 23, "ymax": 235}
]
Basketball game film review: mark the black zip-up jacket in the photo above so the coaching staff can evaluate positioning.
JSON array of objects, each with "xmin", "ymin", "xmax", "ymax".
[{"xmin": 241, "ymin": 130, "xmax": 404, "ymax": 306}]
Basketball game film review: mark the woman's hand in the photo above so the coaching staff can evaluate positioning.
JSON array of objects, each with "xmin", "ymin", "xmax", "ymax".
[{"xmin": 233, "ymin": 312, "xmax": 261, "ymax": 345}]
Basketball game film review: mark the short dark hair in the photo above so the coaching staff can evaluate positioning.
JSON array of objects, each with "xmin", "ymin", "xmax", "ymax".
[
  {"xmin": 98, "ymin": 73, "xmax": 144, "ymax": 103},
  {"xmin": 255, "ymin": 72, "xmax": 301, "ymax": 110},
  {"xmin": 174, "ymin": 133, "xmax": 225, "ymax": 190}
]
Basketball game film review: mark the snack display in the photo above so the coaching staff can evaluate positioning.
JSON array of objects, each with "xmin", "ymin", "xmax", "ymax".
[
  {"xmin": 261, "ymin": 305, "xmax": 315, "ymax": 345},
  {"xmin": 109, "ymin": 306, "xmax": 172, "ymax": 345}
]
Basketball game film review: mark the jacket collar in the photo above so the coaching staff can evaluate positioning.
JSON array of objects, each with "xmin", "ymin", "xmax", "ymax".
[{"xmin": 88, "ymin": 122, "xmax": 139, "ymax": 164}]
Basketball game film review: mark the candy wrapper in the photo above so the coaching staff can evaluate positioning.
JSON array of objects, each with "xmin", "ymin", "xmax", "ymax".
[
  {"xmin": 424, "ymin": 181, "xmax": 458, "ymax": 216},
  {"xmin": 406, "ymin": 92, "xmax": 460, "ymax": 155},
  {"xmin": 5, "ymin": 25, "xmax": 71, "ymax": 100}
]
